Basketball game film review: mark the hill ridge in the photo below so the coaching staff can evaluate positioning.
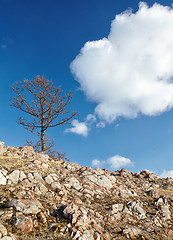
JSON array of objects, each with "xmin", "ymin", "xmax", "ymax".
[{"xmin": 0, "ymin": 141, "xmax": 172, "ymax": 239}]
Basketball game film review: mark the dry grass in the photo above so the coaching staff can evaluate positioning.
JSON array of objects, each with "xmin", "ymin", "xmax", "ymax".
[{"xmin": 0, "ymin": 156, "xmax": 32, "ymax": 172}]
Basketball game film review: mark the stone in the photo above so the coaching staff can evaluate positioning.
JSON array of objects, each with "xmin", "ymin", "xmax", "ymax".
[
  {"xmin": 20, "ymin": 179, "xmax": 32, "ymax": 188},
  {"xmin": 33, "ymin": 172, "xmax": 43, "ymax": 181},
  {"xmin": 7, "ymin": 199, "xmax": 43, "ymax": 215},
  {"xmin": 0, "ymin": 223, "xmax": 7, "ymax": 237},
  {"xmin": 37, "ymin": 183, "xmax": 48, "ymax": 194},
  {"xmin": 1, "ymin": 237, "xmax": 13, "ymax": 240},
  {"xmin": 129, "ymin": 201, "xmax": 146, "ymax": 217},
  {"xmin": 19, "ymin": 171, "xmax": 26, "ymax": 182},
  {"xmin": 7, "ymin": 170, "xmax": 19, "ymax": 184},
  {"xmin": 8, "ymin": 233, "xmax": 17, "ymax": 240},
  {"xmin": 0, "ymin": 168, "xmax": 8, "ymax": 176},
  {"xmin": 41, "ymin": 163, "xmax": 49, "ymax": 170},
  {"xmin": 0, "ymin": 210, "xmax": 13, "ymax": 221},
  {"xmin": 45, "ymin": 175, "xmax": 53, "ymax": 184},
  {"xmin": 0, "ymin": 172, "xmax": 7, "ymax": 185},
  {"xmin": 123, "ymin": 227, "xmax": 141, "ymax": 239},
  {"xmin": 68, "ymin": 177, "xmax": 82, "ymax": 191},
  {"xmin": 111, "ymin": 204, "xmax": 124, "ymax": 213},
  {"xmin": 0, "ymin": 142, "xmax": 5, "ymax": 155},
  {"xmin": 27, "ymin": 173, "xmax": 34, "ymax": 182},
  {"xmin": 161, "ymin": 205, "xmax": 171, "ymax": 220},
  {"xmin": 78, "ymin": 230, "xmax": 94, "ymax": 240},
  {"xmin": 12, "ymin": 212, "xmax": 33, "ymax": 233},
  {"xmin": 19, "ymin": 146, "xmax": 34, "ymax": 155},
  {"xmin": 51, "ymin": 181, "xmax": 62, "ymax": 191}
]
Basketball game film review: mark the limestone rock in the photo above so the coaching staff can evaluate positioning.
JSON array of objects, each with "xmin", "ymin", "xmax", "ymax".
[
  {"xmin": 7, "ymin": 170, "xmax": 20, "ymax": 184},
  {"xmin": 12, "ymin": 212, "xmax": 33, "ymax": 233},
  {"xmin": 0, "ymin": 172, "xmax": 6, "ymax": 185},
  {"xmin": 6, "ymin": 199, "xmax": 43, "ymax": 215}
]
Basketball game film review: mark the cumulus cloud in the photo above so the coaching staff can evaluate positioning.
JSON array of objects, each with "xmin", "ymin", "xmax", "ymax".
[
  {"xmin": 92, "ymin": 154, "xmax": 133, "ymax": 170},
  {"xmin": 92, "ymin": 159, "xmax": 102, "ymax": 168},
  {"xmin": 71, "ymin": 2, "xmax": 173, "ymax": 123},
  {"xmin": 160, "ymin": 169, "xmax": 173, "ymax": 178},
  {"xmin": 65, "ymin": 114, "xmax": 97, "ymax": 137},
  {"xmin": 107, "ymin": 155, "xmax": 133, "ymax": 169},
  {"xmin": 65, "ymin": 119, "xmax": 89, "ymax": 137}
]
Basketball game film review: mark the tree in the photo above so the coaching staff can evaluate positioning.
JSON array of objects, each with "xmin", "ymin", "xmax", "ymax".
[{"xmin": 10, "ymin": 75, "xmax": 78, "ymax": 153}]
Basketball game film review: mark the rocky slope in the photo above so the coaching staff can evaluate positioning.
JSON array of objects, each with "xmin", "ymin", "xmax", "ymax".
[{"xmin": 0, "ymin": 141, "xmax": 172, "ymax": 240}]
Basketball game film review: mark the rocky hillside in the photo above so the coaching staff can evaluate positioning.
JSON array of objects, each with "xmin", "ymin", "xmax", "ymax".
[{"xmin": 0, "ymin": 141, "xmax": 172, "ymax": 240}]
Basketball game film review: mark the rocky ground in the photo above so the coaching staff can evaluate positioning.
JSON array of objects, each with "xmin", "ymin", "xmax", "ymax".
[{"xmin": 0, "ymin": 141, "xmax": 172, "ymax": 240}]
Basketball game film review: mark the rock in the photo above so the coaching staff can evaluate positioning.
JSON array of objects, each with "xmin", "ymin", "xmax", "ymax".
[
  {"xmin": 68, "ymin": 177, "xmax": 82, "ymax": 190},
  {"xmin": 62, "ymin": 202, "xmax": 78, "ymax": 220},
  {"xmin": 111, "ymin": 204, "xmax": 124, "ymax": 213},
  {"xmin": 0, "ymin": 210, "xmax": 13, "ymax": 221},
  {"xmin": 78, "ymin": 230, "xmax": 94, "ymax": 240},
  {"xmin": 0, "ymin": 223, "xmax": 7, "ymax": 237},
  {"xmin": 123, "ymin": 227, "xmax": 141, "ymax": 239},
  {"xmin": 0, "ymin": 169, "xmax": 8, "ymax": 176},
  {"xmin": 7, "ymin": 170, "xmax": 19, "ymax": 184},
  {"xmin": 51, "ymin": 181, "xmax": 62, "ymax": 191},
  {"xmin": 19, "ymin": 146, "xmax": 34, "ymax": 156},
  {"xmin": 128, "ymin": 201, "xmax": 146, "ymax": 218},
  {"xmin": 0, "ymin": 172, "xmax": 7, "ymax": 185},
  {"xmin": 27, "ymin": 173, "xmax": 34, "ymax": 182},
  {"xmin": 8, "ymin": 233, "xmax": 18, "ymax": 240},
  {"xmin": 1, "ymin": 237, "xmax": 13, "ymax": 240},
  {"xmin": 37, "ymin": 182, "xmax": 48, "ymax": 194},
  {"xmin": 12, "ymin": 212, "xmax": 33, "ymax": 233},
  {"xmin": 6, "ymin": 199, "xmax": 43, "ymax": 215},
  {"xmin": 19, "ymin": 171, "xmax": 26, "ymax": 182},
  {"xmin": 33, "ymin": 172, "xmax": 43, "ymax": 181},
  {"xmin": 0, "ymin": 142, "xmax": 5, "ymax": 155},
  {"xmin": 45, "ymin": 175, "xmax": 53, "ymax": 184},
  {"xmin": 161, "ymin": 205, "xmax": 171, "ymax": 220},
  {"xmin": 146, "ymin": 189, "xmax": 160, "ymax": 198}
]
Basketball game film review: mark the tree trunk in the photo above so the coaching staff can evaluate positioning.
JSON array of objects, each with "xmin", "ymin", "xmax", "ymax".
[{"xmin": 41, "ymin": 129, "xmax": 45, "ymax": 153}]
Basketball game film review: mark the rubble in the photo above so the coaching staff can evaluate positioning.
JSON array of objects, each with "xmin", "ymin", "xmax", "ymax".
[{"xmin": 0, "ymin": 141, "xmax": 172, "ymax": 239}]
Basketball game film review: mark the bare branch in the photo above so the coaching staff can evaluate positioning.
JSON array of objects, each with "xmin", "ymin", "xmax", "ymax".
[{"xmin": 11, "ymin": 75, "xmax": 78, "ymax": 153}]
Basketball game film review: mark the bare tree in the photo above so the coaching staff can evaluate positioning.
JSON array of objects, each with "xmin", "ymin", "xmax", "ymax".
[{"xmin": 10, "ymin": 75, "xmax": 77, "ymax": 153}]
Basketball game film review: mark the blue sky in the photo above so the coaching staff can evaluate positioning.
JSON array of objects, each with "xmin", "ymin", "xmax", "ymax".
[{"xmin": 0, "ymin": 0, "xmax": 173, "ymax": 177}]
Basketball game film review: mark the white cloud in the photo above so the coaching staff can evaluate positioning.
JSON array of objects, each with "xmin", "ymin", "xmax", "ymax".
[
  {"xmin": 160, "ymin": 169, "xmax": 173, "ymax": 178},
  {"xmin": 96, "ymin": 121, "xmax": 106, "ymax": 128},
  {"xmin": 91, "ymin": 154, "xmax": 133, "ymax": 170},
  {"xmin": 65, "ymin": 119, "xmax": 89, "ymax": 137},
  {"xmin": 107, "ymin": 155, "xmax": 133, "ymax": 170},
  {"xmin": 71, "ymin": 2, "xmax": 173, "ymax": 123},
  {"xmin": 85, "ymin": 114, "xmax": 96, "ymax": 124},
  {"xmin": 92, "ymin": 159, "xmax": 102, "ymax": 168}
]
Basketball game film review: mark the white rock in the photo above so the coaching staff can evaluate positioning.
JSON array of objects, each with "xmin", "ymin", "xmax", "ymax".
[
  {"xmin": 0, "ymin": 172, "xmax": 6, "ymax": 185},
  {"xmin": 45, "ymin": 175, "xmax": 53, "ymax": 184},
  {"xmin": 0, "ymin": 168, "xmax": 8, "ymax": 176},
  {"xmin": 28, "ymin": 173, "xmax": 34, "ymax": 182},
  {"xmin": 1, "ymin": 236, "xmax": 13, "ymax": 240},
  {"xmin": 7, "ymin": 170, "xmax": 20, "ymax": 184},
  {"xmin": 112, "ymin": 204, "xmax": 124, "ymax": 213},
  {"xmin": 78, "ymin": 230, "xmax": 94, "ymax": 240},
  {"xmin": 0, "ymin": 142, "xmax": 5, "ymax": 155},
  {"xmin": 33, "ymin": 172, "xmax": 43, "ymax": 181},
  {"xmin": 19, "ymin": 171, "xmax": 26, "ymax": 181}
]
